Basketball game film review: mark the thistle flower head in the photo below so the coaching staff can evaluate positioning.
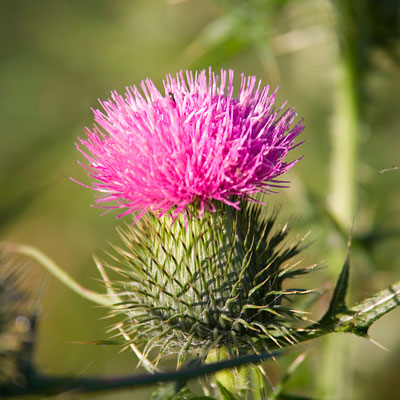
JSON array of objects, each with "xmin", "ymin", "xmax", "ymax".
[
  {"xmin": 76, "ymin": 68, "xmax": 304, "ymax": 221},
  {"xmin": 108, "ymin": 203, "xmax": 314, "ymax": 366}
]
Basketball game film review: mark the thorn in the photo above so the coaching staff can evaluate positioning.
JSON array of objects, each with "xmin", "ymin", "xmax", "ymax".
[
  {"xmin": 118, "ymin": 325, "xmax": 160, "ymax": 373},
  {"xmin": 93, "ymin": 255, "xmax": 118, "ymax": 300},
  {"xmin": 380, "ymin": 165, "xmax": 400, "ymax": 174},
  {"xmin": 368, "ymin": 337, "xmax": 390, "ymax": 352}
]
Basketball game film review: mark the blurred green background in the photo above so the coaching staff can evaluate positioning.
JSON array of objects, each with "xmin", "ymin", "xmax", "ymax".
[{"xmin": 1, "ymin": 0, "xmax": 399, "ymax": 399}]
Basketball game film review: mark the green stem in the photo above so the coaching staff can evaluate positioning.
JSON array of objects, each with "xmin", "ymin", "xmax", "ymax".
[
  {"xmin": 2, "ymin": 243, "xmax": 113, "ymax": 306},
  {"xmin": 324, "ymin": 1, "xmax": 363, "ymax": 398},
  {"xmin": 328, "ymin": 0, "xmax": 362, "ymax": 234},
  {"xmin": 328, "ymin": 52, "xmax": 359, "ymax": 231}
]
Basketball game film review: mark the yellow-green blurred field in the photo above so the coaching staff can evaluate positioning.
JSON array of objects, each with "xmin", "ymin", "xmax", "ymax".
[{"xmin": 1, "ymin": 1, "xmax": 400, "ymax": 399}]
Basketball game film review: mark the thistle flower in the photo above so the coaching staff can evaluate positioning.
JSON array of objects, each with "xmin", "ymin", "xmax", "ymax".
[
  {"xmin": 76, "ymin": 68, "xmax": 310, "ymax": 366},
  {"xmin": 76, "ymin": 68, "xmax": 304, "ymax": 222}
]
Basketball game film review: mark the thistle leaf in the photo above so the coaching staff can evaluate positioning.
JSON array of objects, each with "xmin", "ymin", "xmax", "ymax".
[
  {"xmin": 319, "ymin": 255, "xmax": 350, "ymax": 325},
  {"xmin": 337, "ymin": 279, "xmax": 400, "ymax": 336}
]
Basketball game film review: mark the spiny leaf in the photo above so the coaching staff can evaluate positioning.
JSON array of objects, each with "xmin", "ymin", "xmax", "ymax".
[
  {"xmin": 319, "ymin": 255, "xmax": 350, "ymax": 325},
  {"xmin": 338, "ymin": 279, "xmax": 400, "ymax": 336}
]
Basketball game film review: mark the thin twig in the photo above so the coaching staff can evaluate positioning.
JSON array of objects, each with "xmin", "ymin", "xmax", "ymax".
[
  {"xmin": 1, "ymin": 243, "xmax": 113, "ymax": 306},
  {"xmin": 0, "ymin": 351, "xmax": 280, "ymax": 397}
]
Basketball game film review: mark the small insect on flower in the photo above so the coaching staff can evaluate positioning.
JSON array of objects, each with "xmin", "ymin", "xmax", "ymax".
[
  {"xmin": 168, "ymin": 92, "xmax": 176, "ymax": 103},
  {"xmin": 75, "ymin": 68, "xmax": 304, "ymax": 223}
]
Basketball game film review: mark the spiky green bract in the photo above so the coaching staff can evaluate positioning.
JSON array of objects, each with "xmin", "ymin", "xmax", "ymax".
[{"xmin": 109, "ymin": 202, "xmax": 312, "ymax": 365}]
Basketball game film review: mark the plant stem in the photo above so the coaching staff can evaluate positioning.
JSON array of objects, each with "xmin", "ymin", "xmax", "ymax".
[
  {"xmin": 2, "ymin": 243, "xmax": 113, "ymax": 306},
  {"xmin": 0, "ymin": 351, "xmax": 279, "ymax": 397},
  {"xmin": 323, "ymin": 1, "xmax": 363, "ymax": 398},
  {"xmin": 328, "ymin": 51, "xmax": 360, "ymax": 231}
]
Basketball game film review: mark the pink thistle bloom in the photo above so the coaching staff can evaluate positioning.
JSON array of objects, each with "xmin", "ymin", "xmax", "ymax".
[{"xmin": 75, "ymin": 68, "xmax": 304, "ymax": 222}]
